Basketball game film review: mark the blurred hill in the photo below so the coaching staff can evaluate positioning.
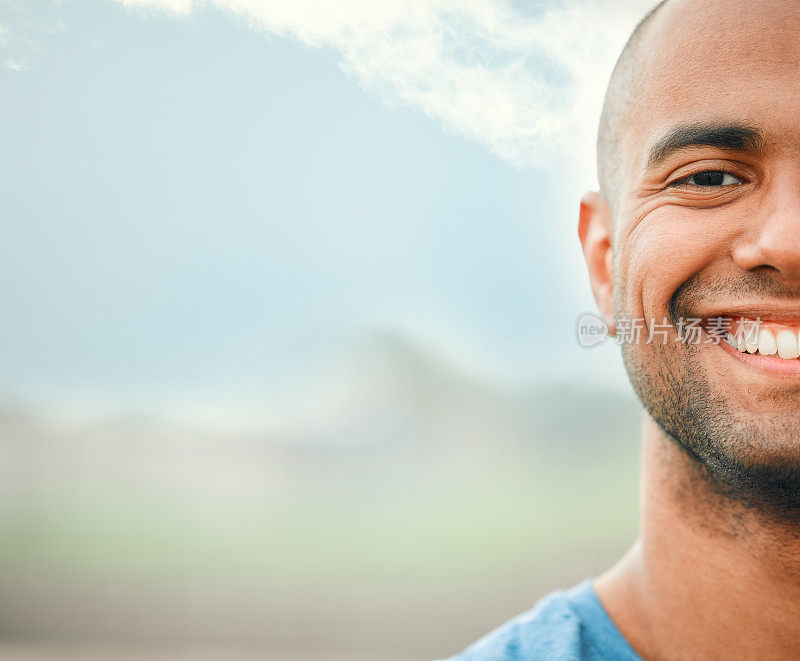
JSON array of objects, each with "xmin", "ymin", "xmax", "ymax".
[{"xmin": 0, "ymin": 331, "xmax": 641, "ymax": 660}]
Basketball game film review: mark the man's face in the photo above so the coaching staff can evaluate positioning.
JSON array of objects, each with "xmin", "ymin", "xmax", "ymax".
[{"xmin": 612, "ymin": 0, "xmax": 800, "ymax": 507}]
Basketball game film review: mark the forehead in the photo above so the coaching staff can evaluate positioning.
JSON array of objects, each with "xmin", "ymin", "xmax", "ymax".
[{"xmin": 620, "ymin": 0, "xmax": 800, "ymax": 179}]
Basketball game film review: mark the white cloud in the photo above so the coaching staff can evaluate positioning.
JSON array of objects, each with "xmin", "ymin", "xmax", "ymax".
[
  {"xmin": 114, "ymin": 0, "xmax": 192, "ymax": 15},
  {"xmin": 107, "ymin": 0, "xmax": 657, "ymax": 175}
]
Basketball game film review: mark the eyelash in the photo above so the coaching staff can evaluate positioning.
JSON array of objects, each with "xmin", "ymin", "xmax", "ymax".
[{"xmin": 669, "ymin": 170, "xmax": 743, "ymax": 188}]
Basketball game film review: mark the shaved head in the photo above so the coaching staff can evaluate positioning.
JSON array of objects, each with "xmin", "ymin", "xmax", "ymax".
[
  {"xmin": 597, "ymin": 0, "xmax": 669, "ymax": 213},
  {"xmin": 588, "ymin": 0, "xmax": 800, "ymax": 513},
  {"xmin": 574, "ymin": 0, "xmax": 800, "ymax": 653}
]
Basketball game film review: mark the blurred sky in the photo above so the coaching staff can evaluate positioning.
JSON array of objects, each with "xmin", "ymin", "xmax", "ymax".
[{"xmin": 0, "ymin": 0, "xmax": 656, "ymax": 423}]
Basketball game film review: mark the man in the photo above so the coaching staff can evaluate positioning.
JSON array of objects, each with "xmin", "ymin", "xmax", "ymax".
[{"xmin": 445, "ymin": 0, "xmax": 800, "ymax": 658}]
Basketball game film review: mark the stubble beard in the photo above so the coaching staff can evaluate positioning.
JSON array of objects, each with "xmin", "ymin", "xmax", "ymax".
[{"xmin": 617, "ymin": 284, "xmax": 800, "ymax": 518}]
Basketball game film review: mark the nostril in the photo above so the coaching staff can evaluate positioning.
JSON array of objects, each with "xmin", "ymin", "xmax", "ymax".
[
  {"xmin": 751, "ymin": 265, "xmax": 781, "ymax": 275},
  {"xmin": 751, "ymin": 263, "xmax": 800, "ymax": 287}
]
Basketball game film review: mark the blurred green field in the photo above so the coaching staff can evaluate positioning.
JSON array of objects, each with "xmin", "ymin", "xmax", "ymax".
[
  {"xmin": 0, "ymin": 452, "xmax": 638, "ymax": 586},
  {"xmin": 0, "ymin": 347, "xmax": 642, "ymax": 658}
]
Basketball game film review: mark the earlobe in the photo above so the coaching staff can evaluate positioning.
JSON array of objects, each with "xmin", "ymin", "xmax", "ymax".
[{"xmin": 578, "ymin": 192, "xmax": 616, "ymax": 335}]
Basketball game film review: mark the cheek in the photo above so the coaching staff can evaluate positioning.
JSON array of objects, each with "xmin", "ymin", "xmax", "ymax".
[{"xmin": 619, "ymin": 208, "xmax": 734, "ymax": 319}]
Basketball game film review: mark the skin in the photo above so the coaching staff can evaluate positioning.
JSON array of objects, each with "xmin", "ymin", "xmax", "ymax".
[{"xmin": 579, "ymin": 1, "xmax": 800, "ymax": 658}]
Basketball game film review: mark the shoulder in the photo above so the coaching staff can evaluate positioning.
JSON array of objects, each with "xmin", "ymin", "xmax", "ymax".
[
  {"xmin": 442, "ymin": 587, "xmax": 584, "ymax": 661},
  {"xmin": 438, "ymin": 580, "xmax": 640, "ymax": 661}
]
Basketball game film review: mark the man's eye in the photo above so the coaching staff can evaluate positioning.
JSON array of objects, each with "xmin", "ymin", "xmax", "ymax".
[{"xmin": 681, "ymin": 171, "xmax": 741, "ymax": 187}]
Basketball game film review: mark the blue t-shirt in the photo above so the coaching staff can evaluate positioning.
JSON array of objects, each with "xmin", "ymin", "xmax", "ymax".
[{"xmin": 441, "ymin": 579, "xmax": 641, "ymax": 660}]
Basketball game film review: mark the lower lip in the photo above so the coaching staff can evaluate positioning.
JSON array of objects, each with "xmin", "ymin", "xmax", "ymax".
[{"xmin": 715, "ymin": 335, "xmax": 800, "ymax": 376}]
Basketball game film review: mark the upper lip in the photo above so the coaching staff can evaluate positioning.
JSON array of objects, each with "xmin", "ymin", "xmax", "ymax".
[{"xmin": 692, "ymin": 303, "xmax": 800, "ymax": 324}]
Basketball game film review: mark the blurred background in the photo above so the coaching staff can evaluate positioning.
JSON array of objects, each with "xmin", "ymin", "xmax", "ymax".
[{"xmin": 0, "ymin": 0, "xmax": 655, "ymax": 659}]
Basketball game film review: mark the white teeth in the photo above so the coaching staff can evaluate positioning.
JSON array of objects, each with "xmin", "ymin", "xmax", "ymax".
[
  {"xmin": 719, "ymin": 320, "xmax": 800, "ymax": 359},
  {"xmin": 758, "ymin": 329, "xmax": 778, "ymax": 356},
  {"xmin": 745, "ymin": 328, "xmax": 759, "ymax": 353},
  {"xmin": 777, "ymin": 330, "xmax": 800, "ymax": 359}
]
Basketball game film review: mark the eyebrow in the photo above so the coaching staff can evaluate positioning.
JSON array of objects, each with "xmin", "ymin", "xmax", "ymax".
[{"xmin": 647, "ymin": 123, "xmax": 764, "ymax": 167}]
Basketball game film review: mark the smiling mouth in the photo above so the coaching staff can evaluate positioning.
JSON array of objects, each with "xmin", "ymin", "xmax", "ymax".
[
  {"xmin": 708, "ymin": 316, "xmax": 800, "ymax": 360},
  {"xmin": 704, "ymin": 315, "xmax": 800, "ymax": 376}
]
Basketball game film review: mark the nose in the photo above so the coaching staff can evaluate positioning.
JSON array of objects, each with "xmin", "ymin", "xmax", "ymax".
[{"xmin": 731, "ymin": 175, "xmax": 800, "ymax": 286}]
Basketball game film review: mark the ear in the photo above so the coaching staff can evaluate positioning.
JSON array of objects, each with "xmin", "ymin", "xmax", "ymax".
[{"xmin": 578, "ymin": 191, "xmax": 616, "ymax": 336}]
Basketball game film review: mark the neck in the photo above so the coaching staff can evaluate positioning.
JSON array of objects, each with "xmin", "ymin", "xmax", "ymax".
[{"xmin": 596, "ymin": 414, "xmax": 800, "ymax": 660}]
